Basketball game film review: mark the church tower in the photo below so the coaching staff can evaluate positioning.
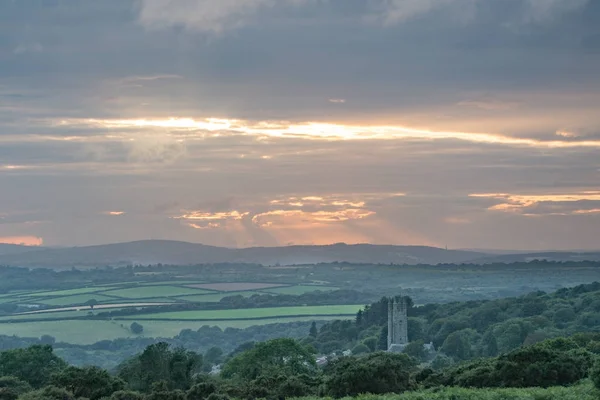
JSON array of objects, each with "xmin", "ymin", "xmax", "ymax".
[{"xmin": 387, "ymin": 296, "xmax": 408, "ymax": 351}]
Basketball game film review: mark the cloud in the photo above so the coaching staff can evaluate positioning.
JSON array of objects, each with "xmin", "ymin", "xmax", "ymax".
[
  {"xmin": 135, "ymin": 0, "xmax": 591, "ymax": 34},
  {"xmin": 136, "ymin": 0, "xmax": 313, "ymax": 33},
  {"xmin": 126, "ymin": 133, "xmax": 187, "ymax": 163},
  {"xmin": 13, "ymin": 43, "xmax": 44, "ymax": 55},
  {"xmin": 377, "ymin": 0, "xmax": 590, "ymax": 25},
  {"xmin": 54, "ymin": 117, "xmax": 600, "ymax": 149},
  {"xmin": 470, "ymin": 192, "xmax": 600, "ymax": 216},
  {"xmin": 523, "ymin": 0, "xmax": 590, "ymax": 22},
  {"xmin": 555, "ymin": 130, "xmax": 580, "ymax": 138},
  {"xmin": 103, "ymin": 211, "xmax": 126, "ymax": 216}
]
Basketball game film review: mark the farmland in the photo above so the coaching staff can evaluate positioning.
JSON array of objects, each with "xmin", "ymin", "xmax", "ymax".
[
  {"xmin": 0, "ymin": 277, "xmax": 347, "ymax": 345},
  {"xmin": 3, "ymin": 259, "xmax": 600, "ymax": 364},
  {"xmin": 129, "ymin": 305, "xmax": 362, "ymax": 320}
]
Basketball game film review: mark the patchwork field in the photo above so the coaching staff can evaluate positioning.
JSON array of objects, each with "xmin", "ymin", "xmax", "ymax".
[
  {"xmin": 0, "ymin": 281, "xmax": 339, "ymax": 310},
  {"xmin": 0, "ymin": 280, "xmax": 345, "ymax": 344},
  {"xmin": 186, "ymin": 282, "xmax": 287, "ymax": 291},
  {"xmin": 102, "ymin": 285, "xmax": 212, "ymax": 298}
]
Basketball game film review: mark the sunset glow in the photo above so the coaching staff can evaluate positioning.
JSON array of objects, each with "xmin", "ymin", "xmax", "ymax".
[
  {"xmin": 50, "ymin": 118, "xmax": 600, "ymax": 148},
  {"xmin": 0, "ymin": 236, "xmax": 44, "ymax": 246}
]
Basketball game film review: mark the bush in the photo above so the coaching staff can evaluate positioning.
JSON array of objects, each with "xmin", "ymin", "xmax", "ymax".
[
  {"xmin": 109, "ymin": 391, "xmax": 144, "ymax": 400},
  {"xmin": 352, "ymin": 343, "xmax": 371, "ymax": 355},
  {"xmin": 591, "ymin": 359, "xmax": 600, "ymax": 390},
  {"xmin": 130, "ymin": 322, "xmax": 144, "ymax": 334},
  {"xmin": 324, "ymin": 352, "xmax": 417, "ymax": 397},
  {"xmin": 19, "ymin": 386, "xmax": 75, "ymax": 400}
]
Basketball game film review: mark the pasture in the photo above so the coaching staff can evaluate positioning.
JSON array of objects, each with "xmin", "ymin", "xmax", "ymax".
[
  {"xmin": 0, "ymin": 280, "xmax": 339, "ymax": 310},
  {"xmin": 0, "ymin": 279, "xmax": 345, "ymax": 344},
  {"xmin": 0, "ymin": 315, "xmax": 350, "ymax": 344},
  {"xmin": 127, "ymin": 305, "xmax": 362, "ymax": 320}
]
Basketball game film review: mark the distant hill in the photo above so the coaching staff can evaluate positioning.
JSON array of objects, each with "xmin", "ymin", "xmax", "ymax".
[
  {"xmin": 471, "ymin": 251, "xmax": 600, "ymax": 264},
  {"xmin": 0, "ymin": 240, "xmax": 487, "ymax": 269},
  {"xmin": 0, "ymin": 244, "xmax": 46, "ymax": 256},
  {"xmin": 2, "ymin": 241, "xmax": 599, "ymax": 269}
]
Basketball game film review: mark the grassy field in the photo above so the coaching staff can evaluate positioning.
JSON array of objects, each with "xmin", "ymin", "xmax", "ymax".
[
  {"xmin": 186, "ymin": 282, "xmax": 287, "ymax": 291},
  {"xmin": 128, "ymin": 305, "xmax": 363, "ymax": 320},
  {"xmin": 102, "ymin": 285, "xmax": 213, "ymax": 298},
  {"xmin": 263, "ymin": 285, "xmax": 338, "ymax": 295},
  {"xmin": 38, "ymin": 294, "xmax": 116, "ymax": 306},
  {"xmin": 174, "ymin": 292, "xmax": 266, "ymax": 302},
  {"xmin": 0, "ymin": 316, "xmax": 351, "ymax": 344},
  {"xmin": 0, "ymin": 280, "xmax": 348, "ymax": 343},
  {"xmin": 0, "ymin": 281, "xmax": 340, "ymax": 308},
  {"xmin": 28, "ymin": 287, "xmax": 119, "ymax": 297}
]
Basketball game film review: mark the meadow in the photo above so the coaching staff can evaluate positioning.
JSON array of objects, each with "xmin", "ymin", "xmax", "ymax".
[
  {"xmin": 0, "ymin": 279, "xmax": 345, "ymax": 344},
  {"xmin": 128, "ymin": 305, "xmax": 362, "ymax": 320}
]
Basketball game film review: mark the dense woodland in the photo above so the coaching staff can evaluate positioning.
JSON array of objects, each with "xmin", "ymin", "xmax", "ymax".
[{"xmin": 3, "ymin": 282, "xmax": 600, "ymax": 398}]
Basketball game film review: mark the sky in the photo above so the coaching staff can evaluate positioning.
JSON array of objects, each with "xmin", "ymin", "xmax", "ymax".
[{"xmin": 1, "ymin": 0, "xmax": 599, "ymax": 250}]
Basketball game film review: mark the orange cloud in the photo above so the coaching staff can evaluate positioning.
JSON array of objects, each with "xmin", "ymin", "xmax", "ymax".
[
  {"xmin": 252, "ymin": 209, "xmax": 376, "ymax": 228},
  {"xmin": 0, "ymin": 236, "xmax": 43, "ymax": 246},
  {"xmin": 470, "ymin": 192, "xmax": 600, "ymax": 216},
  {"xmin": 174, "ymin": 210, "xmax": 249, "ymax": 221}
]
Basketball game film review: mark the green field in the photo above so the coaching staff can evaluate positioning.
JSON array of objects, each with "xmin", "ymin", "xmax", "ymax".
[
  {"xmin": 0, "ymin": 309, "xmax": 98, "ymax": 321},
  {"xmin": 129, "ymin": 305, "xmax": 363, "ymax": 320},
  {"xmin": 138, "ymin": 281, "xmax": 204, "ymax": 286},
  {"xmin": 28, "ymin": 287, "xmax": 118, "ymax": 297},
  {"xmin": 102, "ymin": 285, "xmax": 212, "ymax": 298},
  {"xmin": 0, "ymin": 316, "xmax": 351, "ymax": 344},
  {"xmin": 262, "ymin": 285, "xmax": 338, "ymax": 295},
  {"xmin": 174, "ymin": 291, "xmax": 265, "ymax": 303},
  {"xmin": 0, "ymin": 280, "xmax": 356, "ymax": 344},
  {"xmin": 38, "ymin": 294, "xmax": 116, "ymax": 306}
]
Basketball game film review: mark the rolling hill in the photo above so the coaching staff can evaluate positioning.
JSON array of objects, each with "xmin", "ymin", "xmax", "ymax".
[{"xmin": 0, "ymin": 240, "xmax": 487, "ymax": 269}]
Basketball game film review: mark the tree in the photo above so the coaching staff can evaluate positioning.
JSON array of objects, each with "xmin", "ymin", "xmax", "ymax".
[
  {"xmin": 377, "ymin": 326, "xmax": 388, "ymax": 351},
  {"xmin": 51, "ymin": 365, "xmax": 125, "ymax": 400},
  {"xmin": 362, "ymin": 337, "xmax": 378, "ymax": 352},
  {"xmin": 221, "ymin": 338, "xmax": 316, "ymax": 381},
  {"xmin": 430, "ymin": 354, "xmax": 454, "ymax": 370},
  {"xmin": 324, "ymin": 352, "xmax": 417, "ymax": 397},
  {"xmin": 427, "ymin": 338, "xmax": 595, "ymax": 389},
  {"xmin": 19, "ymin": 386, "xmax": 75, "ymax": 400},
  {"xmin": 186, "ymin": 382, "xmax": 216, "ymax": 400},
  {"xmin": 130, "ymin": 322, "xmax": 144, "ymax": 334},
  {"xmin": 85, "ymin": 299, "xmax": 99, "ymax": 309},
  {"xmin": 0, "ymin": 345, "xmax": 67, "ymax": 388},
  {"xmin": 351, "ymin": 343, "xmax": 370, "ymax": 355},
  {"xmin": 403, "ymin": 340, "xmax": 426, "ymax": 361},
  {"xmin": 118, "ymin": 343, "xmax": 202, "ymax": 392},
  {"xmin": 591, "ymin": 359, "xmax": 600, "ymax": 390},
  {"xmin": 309, "ymin": 321, "xmax": 318, "ymax": 338},
  {"xmin": 110, "ymin": 391, "xmax": 144, "ymax": 400},
  {"xmin": 0, "ymin": 376, "xmax": 32, "ymax": 400},
  {"xmin": 441, "ymin": 329, "xmax": 475, "ymax": 360},
  {"xmin": 204, "ymin": 347, "xmax": 223, "ymax": 367}
]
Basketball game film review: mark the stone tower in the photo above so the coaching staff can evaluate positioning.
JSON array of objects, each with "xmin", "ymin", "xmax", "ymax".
[{"xmin": 387, "ymin": 296, "xmax": 408, "ymax": 351}]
